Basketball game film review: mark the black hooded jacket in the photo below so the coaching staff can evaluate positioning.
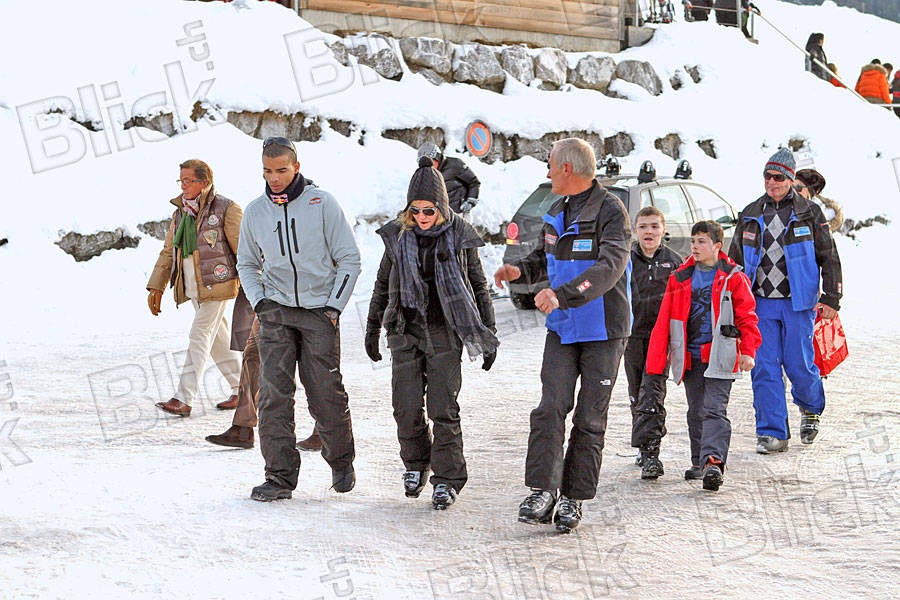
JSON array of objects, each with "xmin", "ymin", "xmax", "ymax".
[{"xmin": 630, "ymin": 243, "xmax": 683, "ymax": 338}]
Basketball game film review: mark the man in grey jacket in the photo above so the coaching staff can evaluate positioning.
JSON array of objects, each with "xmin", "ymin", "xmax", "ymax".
[{"xmin": 237, "ymin": 136, "xmax": 362, "ymax": 502}]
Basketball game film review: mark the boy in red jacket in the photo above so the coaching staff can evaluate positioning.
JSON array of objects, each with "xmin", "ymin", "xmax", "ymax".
[{"xmin": 646, "ymin": 221, "xmax": 761, "ymax": 491}]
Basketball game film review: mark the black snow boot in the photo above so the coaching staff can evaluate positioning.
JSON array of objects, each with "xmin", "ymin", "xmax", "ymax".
[
  {"xmin": 331, "ymin": 467, "xmax": 356, "ymax": 493},
  {"xmin": 251, "ymin": 480, "xmax": 292, "ymax": 502},
  {"xmin": 640, "ymin": 438, "xmax": 664, "ymax": 480}
]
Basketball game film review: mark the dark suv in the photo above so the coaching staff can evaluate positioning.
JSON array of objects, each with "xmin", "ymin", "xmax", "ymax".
[{"xmin": 502, "ymin": 160, "xmax": 738, "ymax": 309}]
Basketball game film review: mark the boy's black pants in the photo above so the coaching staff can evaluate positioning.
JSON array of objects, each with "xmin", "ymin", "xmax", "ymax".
[{"xmin": 624, "ymin": 336, "xmax": 668, "ymax": 448}]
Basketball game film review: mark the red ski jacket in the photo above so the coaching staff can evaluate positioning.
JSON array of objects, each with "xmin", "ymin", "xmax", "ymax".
[{"xmin": 646, "ymin": 252, "xmax": 761, "ymax": 384}]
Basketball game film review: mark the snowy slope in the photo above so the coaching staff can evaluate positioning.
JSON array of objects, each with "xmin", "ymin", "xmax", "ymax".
[{"xmin": 0, "ymin": 1, "xmax": 898, "ymax": 598}]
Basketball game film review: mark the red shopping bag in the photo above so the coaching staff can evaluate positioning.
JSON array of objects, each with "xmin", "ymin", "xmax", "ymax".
[{"xmin": 813, "ymin": 312, "xmax": 848, "ymax": 376}]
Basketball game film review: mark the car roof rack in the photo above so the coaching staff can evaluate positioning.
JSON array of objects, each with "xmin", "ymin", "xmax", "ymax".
[
  {"xmin": 674, "ymin": 159, "xmax": 692, "ymax": 180},
  {"xmin": 637, "ymin": 160, "xmax": 656, "ymax": 183}
]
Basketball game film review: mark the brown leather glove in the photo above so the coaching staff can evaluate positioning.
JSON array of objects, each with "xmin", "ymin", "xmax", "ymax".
[{"xmin": 148, "ymin": 289, "xmax": 163, "ymax": 316}]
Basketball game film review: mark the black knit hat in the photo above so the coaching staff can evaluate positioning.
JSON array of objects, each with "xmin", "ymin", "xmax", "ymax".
[{"xmin": 406, "ymin": 155, "xmax": 450, "ymax": 217}]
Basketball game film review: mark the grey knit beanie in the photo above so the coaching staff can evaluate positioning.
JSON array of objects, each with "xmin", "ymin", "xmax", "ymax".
[
  {"xmin": 406, "ymin": 155, "xmax": 450, "ymax": 217},
  {"xmin": 764, "ymin": 148, "xmax": 796, "ymax": 180}
]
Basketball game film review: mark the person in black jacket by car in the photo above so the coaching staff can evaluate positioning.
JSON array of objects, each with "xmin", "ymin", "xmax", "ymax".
[
  {"xmin": 417, "ymin": 142, "xmax": 481, "ymax": 215},
  {"xmin": 366, "ymin": 156, "xmax": 498, "ymax": 511},
  {"xmin": 625, "ymin": 207, "xmax": 683, "ymax": 480}
]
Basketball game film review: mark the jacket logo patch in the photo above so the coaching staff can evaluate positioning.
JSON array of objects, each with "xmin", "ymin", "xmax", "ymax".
[
  {"xmin": 660, "ymin": 262, "xmax": 673, "ymax": 268},
  {"xmin": 794, "ymin": 226, "xmax": 811, "ymax": 236},
  {"xmin": 577, "ymin": 280, "xmax": 592, "ymax": 293},
  {"xmin": 202, "ymin": 230, "xmax": 218, "ymax": 247},
  {"xmin": 742, "ymin": 231, "xmax": 756, "ymax": 241},
  {"xmin": 213, "ymin": 264, "xmax": 230, "ymax": 280},
  {"xmin": 207, "ymin": 214, "xmax": 219, "ymax": 226},
  {"xmin": 544, "ymin": 233, "xmax": 558, "ymax": 246},
  {"xmin": 572, "ymin": 239, "xmax": 593, "ymax": 252},
  {"xmin": 309, "ymin": 196, "xmax": 322, "ymax": 205}
]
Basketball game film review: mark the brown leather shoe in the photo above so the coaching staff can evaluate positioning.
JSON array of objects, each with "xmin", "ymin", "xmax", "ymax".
[
  {"xmin": 206, "ymin": 425, "xmax": 254, "ymax": 449},
  {"xmin": 296, "ymin": 431, "xmax": 322, "ymax": 451},
  {"xmin": 216, "ymin": 394, "xmax": 239, "ymax": 410},
  {"xmin": 156, "ymin": 398, "xmax": 191, "ymax": 417}
]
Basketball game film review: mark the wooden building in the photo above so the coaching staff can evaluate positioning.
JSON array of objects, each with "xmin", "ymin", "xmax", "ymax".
[{"xmin": 290, "ymin": 1, "xmax": 650, "ymax": 53}]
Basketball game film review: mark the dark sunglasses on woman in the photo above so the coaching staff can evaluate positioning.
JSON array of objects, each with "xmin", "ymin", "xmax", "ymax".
[{"xmin": 409, "ymin": 206, "xmax": 437, "ymax": 216}]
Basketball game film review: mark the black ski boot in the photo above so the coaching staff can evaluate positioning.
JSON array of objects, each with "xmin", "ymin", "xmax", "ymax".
[
  {"xmin": 403, "ymin": 470, "xmax": 428, "ymax": 498},
  {"xmin": 432, "ymin": 483, "xmax": 457, "ymax": 510},
  {"xmin": 553, "ymin": 496, "xmax": 583, "ymax": 533},
  {"xmin": 640, "ymin": 438, "xmax": 664, "ymax": 480},
  {"xmin": 518, "ymin": 489, "xmax": 556, "ymax": 524},
  {"xmin": 800, "ymin": 410, "xmax": 820, "ymax": 445}
]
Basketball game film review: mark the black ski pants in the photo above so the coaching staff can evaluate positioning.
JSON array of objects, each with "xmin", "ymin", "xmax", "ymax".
[
  {"xmin": 624, "ymin": 336, "xmax": 668, "ymax": 448},
  {"xmin": 257, "ymin": 303, "xmax": 355, "ymax": 490},
  {"xmin": 388, "ymin": 324, "xmax": 467, "ymax": 492},
  {"xmin": 525, "ymin": 331, "xmax": 626, "ymax": 500}
]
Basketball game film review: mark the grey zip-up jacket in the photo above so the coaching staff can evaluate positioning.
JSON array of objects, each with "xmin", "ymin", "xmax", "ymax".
[{"xmin": 237, "ymin": 182, "xmax": 361, "ymax": 313}]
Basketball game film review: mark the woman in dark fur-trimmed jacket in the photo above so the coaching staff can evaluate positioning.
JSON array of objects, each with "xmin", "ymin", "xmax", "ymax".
[{"xmin": 365, "ymin": 156, "xmax": 498, "ymax": 511}]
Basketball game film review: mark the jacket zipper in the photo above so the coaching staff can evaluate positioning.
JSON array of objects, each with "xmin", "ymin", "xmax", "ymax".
[
  {"xmin": 335, "ymin": 274, "xmax": 349, "ymax": 299},
  {"xmin": 282, "ymin": 205, "xmax": 300, "ymax": 306},
  {"xmin": 291, "ymin": 218, "xmax": 299, "ymax": 254},
  {"xmin": 276, "ymin": 221, "xmax": 286, "ymax": 256}
]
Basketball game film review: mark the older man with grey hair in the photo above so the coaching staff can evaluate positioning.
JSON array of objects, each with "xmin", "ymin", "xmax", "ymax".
[{"xmin": 494, "ymin": 138, "xmax": 631, "ymax": 533}]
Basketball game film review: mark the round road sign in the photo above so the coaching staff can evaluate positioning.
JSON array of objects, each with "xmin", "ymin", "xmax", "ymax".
[{"xmin": 465, "ymin": 121, "xmax": 492, "ymax": 158}]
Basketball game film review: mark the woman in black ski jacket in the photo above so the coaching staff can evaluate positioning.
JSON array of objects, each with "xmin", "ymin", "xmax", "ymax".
[{"xmin": 365, "ymin": 156, "xmax": 499, "ymax": 511}]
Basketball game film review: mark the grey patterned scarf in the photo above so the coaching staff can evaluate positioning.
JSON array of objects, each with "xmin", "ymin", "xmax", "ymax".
[{"xmin": 396, "ymin": 222, "xmax": 498, "ymax": 358}]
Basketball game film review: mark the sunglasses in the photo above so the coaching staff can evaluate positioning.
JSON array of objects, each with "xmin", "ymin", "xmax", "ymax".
[
  {"xmin": 764, "ymin": 172, "xmax": 787, "ymax": 182},
  {"xmin": 263, "ymin": 136, "xmax": 296, "ymax": 153},
  {"xmin": 176, "ymin": 178, "xmax": 203, "ymax": 186},
  {"xmin": 408, "ymin": 206, "xmax": 438, "ymax": 216}
]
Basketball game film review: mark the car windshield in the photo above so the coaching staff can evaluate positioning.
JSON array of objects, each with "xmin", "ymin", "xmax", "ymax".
[{"xmin": 517, "ymin": 185, "xmax": 560, "ymax": 219}]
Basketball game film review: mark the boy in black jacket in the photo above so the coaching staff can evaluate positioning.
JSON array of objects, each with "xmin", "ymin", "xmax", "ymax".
[{"xmin": 625, "ymin": 207, "xmax": 682, "ymax": 479}]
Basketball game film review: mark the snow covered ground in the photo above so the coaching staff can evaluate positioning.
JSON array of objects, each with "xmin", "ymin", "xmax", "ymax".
[{"xmin": 0, "ymin": 0, "xmax": 898, "ymax": 598}]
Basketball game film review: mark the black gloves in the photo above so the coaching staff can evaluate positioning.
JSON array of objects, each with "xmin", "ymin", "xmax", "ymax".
[
  {"xmin": 482, "ymin": 349, "xmax": 497, "ymax": 371},
  {"xmin": 365, "ymin": 331, "xmax": 382, "ymax": 362}
]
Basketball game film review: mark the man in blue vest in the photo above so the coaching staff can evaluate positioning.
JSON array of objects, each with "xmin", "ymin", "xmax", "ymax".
[
  {"xmin": 494, "ymin": 138, "xmax": 631, "ymax": 533},
  {"xmin": 728, "ymin": 148, "xmax": 842, "ymax": 454}
]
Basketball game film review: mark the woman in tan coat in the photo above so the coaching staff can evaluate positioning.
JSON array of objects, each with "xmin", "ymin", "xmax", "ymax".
[{"xmin": 147, "ymin": 159, "xmax": 243, "ymax": 416}]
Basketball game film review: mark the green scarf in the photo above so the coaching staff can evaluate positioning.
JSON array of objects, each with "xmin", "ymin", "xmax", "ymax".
[{"xmin": 173, "ymin": 212, "xmax": 198, "ymax": 257}]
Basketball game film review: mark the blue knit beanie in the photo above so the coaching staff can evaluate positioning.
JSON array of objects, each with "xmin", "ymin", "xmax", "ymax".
[{"xmin": 764, "ymin": 148, "xmax": 796, "ymax": 181}]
